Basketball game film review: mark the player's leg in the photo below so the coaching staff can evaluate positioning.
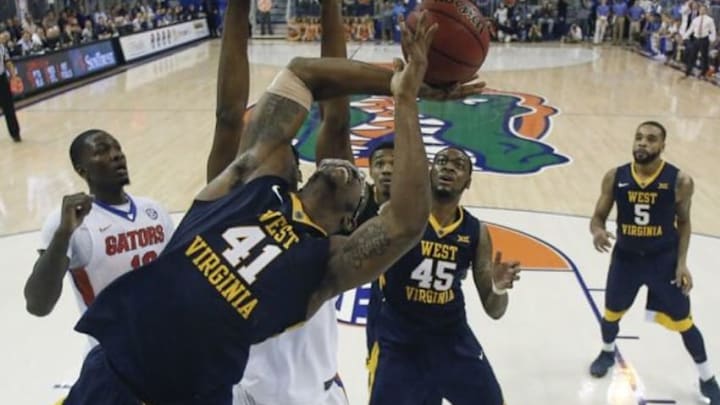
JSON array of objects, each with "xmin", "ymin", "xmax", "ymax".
[
  {"xmin": 368, "ymin": 339, "xmax": 432, "ymax": 405},
  {"xmin": 63, "ymin": 346, "xmax": 141, "ymax": 405},
  {"xmin": 435, "ymin": 326, "xmax": 503, "ymax": 405},
  {"xmin": 644, "ymin": 249, "xmax": 720, "ymax": 404},
  {"xmin": 590, "ymin": 248, "xmax": 644, "ymax": 378}
]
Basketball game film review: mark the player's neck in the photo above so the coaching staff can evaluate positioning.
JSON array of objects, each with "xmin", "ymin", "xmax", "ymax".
[
  {"xmin": 431, "ymin": 199, "xmax": 461, "ymax": 227},
  {"xmin": 633, "ymin": 158, "xmax": 663, "ymax": 177},
  {"xmin": 90, "ymin": 187, "xmax": 127, "ymax": 205},
  {"xmin": 297, "ymin": 192, "xmax": 338, "ymax": 235}
]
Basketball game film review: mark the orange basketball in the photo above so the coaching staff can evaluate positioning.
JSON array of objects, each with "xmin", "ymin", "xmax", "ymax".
[{"xmin": 405, "ymin": 0, "xmax": 491, "ymax": 86}]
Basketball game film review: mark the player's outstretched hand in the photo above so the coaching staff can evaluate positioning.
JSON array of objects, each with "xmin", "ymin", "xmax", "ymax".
[{"xmin": 491, "ymin": 251, "xmax": 521, "ymax": 291}]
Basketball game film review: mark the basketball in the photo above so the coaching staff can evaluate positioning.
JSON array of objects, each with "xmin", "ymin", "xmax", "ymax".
[{"xmin": 405, "ymin": 0, "xmax": 491, "ymax": 86}]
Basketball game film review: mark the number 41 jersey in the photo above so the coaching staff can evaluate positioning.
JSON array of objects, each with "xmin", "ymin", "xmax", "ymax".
[{"xmin": 75, "ymin": 176, "xmax": 331, "ymax": 403}]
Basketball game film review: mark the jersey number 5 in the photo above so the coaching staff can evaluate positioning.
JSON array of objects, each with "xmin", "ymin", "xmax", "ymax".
[
  {"xmin": 222, "ymin": 226, "xmax": 282, "ymax": 284},
  {"xmin": 410, "ymin": 258, "xmax": 456, "ymax": 291},
  {"xmin": 634, "ymin": 204, "xmax": 650, "ymax": 226}
]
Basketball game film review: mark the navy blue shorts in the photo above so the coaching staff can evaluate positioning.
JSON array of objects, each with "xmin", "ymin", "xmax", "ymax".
[
  {"xmin": 64, "ymin": 346, "xmax": 233, "ymax": 405},
  {"xmin": 368, "ymin": 324, "xmax": 503, "ymax": 405},
  {"xmin": 605, "ymin": 246, "xmax": 691, "ymax": 329}
]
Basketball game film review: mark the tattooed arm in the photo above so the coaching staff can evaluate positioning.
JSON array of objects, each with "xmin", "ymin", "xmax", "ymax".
[{"xmin": 306, "ymin": 13, "xmax": 437, "ymax": 316}]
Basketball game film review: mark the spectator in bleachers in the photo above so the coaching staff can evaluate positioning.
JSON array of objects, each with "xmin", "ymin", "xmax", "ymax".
[
  {"xmin": 287, "ymin": 16, "xmax": 303, "ymax": 40},
  {"xmin": 258, "ymin": 0, "xmax": 274, "ymax": 35},
  {"xmin": 612, "ymin": 0, "xmax": 629, "ymax": 45},
  {"xmin": 81, "ymin": 20, "xmax": 94, "ymax": 43},
  {"xmin": 641, "ymin": 12, "xmax": 662, "ymax": 54},
  {"xmin": 563, "ymin": 23, "xmax": 584, "ymax": 42},
  {"xmin": 629, "ymin": 2, "xmax": 645, "ymax": 43},
  {"xmin": 595, "ymin": 0, "xmax": 611, "ymax": 43},
  {"xmin": 379, "ymin": 0, "xmax": 393, "ymax": 43},
  {"xmin": 538, "ymin": 1, "xmax": 556, "ymax": 39}
]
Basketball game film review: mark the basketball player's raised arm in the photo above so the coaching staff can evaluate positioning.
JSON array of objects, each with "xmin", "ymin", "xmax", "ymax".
[
  {"xmin": 472, "ymin": 223, "xmax": 513, "ymax": 319},
  {"xmin": 674, "ymin": 171, "xmax": 694, "ymax": 294},
  {"xmin": 206, "ymin": 0, "xmax": 250, "ymax": 182},
  {"xmin": 25, "ymin": 193, "xmax": 93, "ymax": 316},
  {"xmin": 306, "ymin": 16, "xmax": 438, "ymax": 316},
  {"xmin": 590, "ymin": 168, "xmax": 617, "ymax": 253},
  {"xmin": 315, "ymin": 0, "xmax": 353, "ymax": 163}
]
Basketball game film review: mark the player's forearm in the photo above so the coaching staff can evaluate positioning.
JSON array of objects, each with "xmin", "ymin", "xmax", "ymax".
[
  {"xmin": 209, "ymin": 0, "xmax": 251, "ymax": 182},
  {"xmin": 288, "ymin": 57, "xmax": 394, "ymax": 101},
  {"xmin": 590, "ymin": 216, "xmax": 607, "ymax": 234},
  {"xmin": 386, "ymin": 94, "xmax": 431, "ymax": 232},
  {"xmin": 473, "ymin": 267, "xmax": 509, "ymax": 319},
  {"xmin": 24, "ymin": 230, "xmax": 72, "ymax": 316},
  {"xmin": 316, "ymin": 0, "xmax": 353, "ymax": 163},
  {"xmin": 676, "ymin": 219, "xmax": 691, "ymax": 266},
  {"xmin": 481, "ymin": 289, "xmax": 509, "ymax": 320}
]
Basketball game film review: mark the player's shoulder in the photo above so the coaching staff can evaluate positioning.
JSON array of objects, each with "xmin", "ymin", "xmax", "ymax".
[{"xmin": 130, "ymin": 195, "xmax": 166, "ymax": 209}]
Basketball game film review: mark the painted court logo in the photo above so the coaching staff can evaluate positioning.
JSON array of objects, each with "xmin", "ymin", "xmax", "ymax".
[
  {"xmin": 294, "ymin": 89, "xmax": 570, "ymax": 175},
  {"xmin": 335, "ymin": 220, "xmax": 576, "ymax": 325}
]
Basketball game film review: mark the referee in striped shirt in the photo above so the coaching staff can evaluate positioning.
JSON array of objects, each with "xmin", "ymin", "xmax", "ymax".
[{"xmin": 1, "ymin": 32, "xmax": 20, "ymax": 143}]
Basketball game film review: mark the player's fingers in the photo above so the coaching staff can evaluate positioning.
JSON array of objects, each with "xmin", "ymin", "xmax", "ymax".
[
  {"xmin": 392, "ymin": 57, "xmax": 404, "ymax": 72},
  {"xmin": 423, "ymin": 22, "xmax": 439, "ymax": 46},
  {"xmin": 494, "ymin": 251, "xmax": 502, "ymax": 264},
  {"xmin": 607, "ymin": 232, "xmax": 616, "ymax": 240},
  {"xmin": 416, "ymin": 10, "xmax": 427, "ymax": 33}
]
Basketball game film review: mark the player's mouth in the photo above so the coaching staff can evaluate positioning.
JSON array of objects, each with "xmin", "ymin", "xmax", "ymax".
[
  {"xmin": 378, "ymin": 177, "xmax": 392, "ymax": 186},
  {"xmin": 115, "ymin": 165, "xmax": 128, "ymax": 176},
  {"xmin": 438, "ymin": 173, "xmax": 455, "ymax": 184}
]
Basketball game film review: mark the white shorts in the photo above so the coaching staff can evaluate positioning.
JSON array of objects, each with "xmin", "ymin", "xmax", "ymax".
[{"xmin": 233, "ymin": 378, "xmax": 348, "ymax": 405}]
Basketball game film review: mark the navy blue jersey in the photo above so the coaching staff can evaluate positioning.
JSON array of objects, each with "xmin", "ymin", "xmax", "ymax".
[
  {"xmin": 377, "ymin": 208, "xmax": 480, "ymax": 337},
  {"xmin": 74, "ymin": 176, "xmax": 331, "ymax": 403},
  {"xmin": 614, "ymin": 161, "xmax": 679, "ymax": 252}
]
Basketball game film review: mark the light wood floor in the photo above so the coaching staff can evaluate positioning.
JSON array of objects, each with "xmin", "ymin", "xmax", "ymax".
[{"xmin": 0, "ymin": 40, "xmax": 718, "ymax": 237}]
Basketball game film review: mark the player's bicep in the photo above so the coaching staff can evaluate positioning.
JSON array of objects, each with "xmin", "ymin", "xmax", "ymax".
[
  {"xmin": 240, "ymin": 92, "xmax": 308, "ymax": 161},
  {"xmin": 675, "ymin": 172, "xmax": 694, "ymax": 223}
]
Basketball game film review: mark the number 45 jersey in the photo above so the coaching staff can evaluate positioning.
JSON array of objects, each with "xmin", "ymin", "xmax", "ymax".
[
  {"xmin": 613, "ymin": 161, "xmax": 679, "ymax": 253},
  {"xmin": 376, "ymin": 208, "xmax": 480, "ymax": 341},
  {"xmin": 75, "ymin": 176, "xmax": 331, "ymax": 403}
]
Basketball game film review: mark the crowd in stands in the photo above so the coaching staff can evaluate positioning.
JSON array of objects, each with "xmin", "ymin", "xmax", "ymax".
[{"xmin": 0, "ymin": 1, "xmax": 214, "ymax": 59}]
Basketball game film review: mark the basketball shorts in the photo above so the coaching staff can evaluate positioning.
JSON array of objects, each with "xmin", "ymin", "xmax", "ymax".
[
  {"xmin": 604, "ymin": 246, "xmax": 693, "ymax": 331},
  {"xmin": 368, "ymin": 323, "xmax": 503, "ymax": 405},
  {"xmin": 232, "ymin": 374, "xmax": 348, "ymax": 405},
  {"xmin": 64, "ymin": 346, "xmax": 233, "ymax": 405}
]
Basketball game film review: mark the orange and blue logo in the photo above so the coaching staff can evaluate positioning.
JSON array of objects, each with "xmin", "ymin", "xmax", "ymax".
[{"xmin": 294, "ymin": 89, "xmax": 570, "ymax": 175}]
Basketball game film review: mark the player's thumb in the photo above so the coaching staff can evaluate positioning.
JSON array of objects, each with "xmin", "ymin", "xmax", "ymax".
[{"xmin": 392, "ymin": 58, "xmax": 405, "ymax": 72}]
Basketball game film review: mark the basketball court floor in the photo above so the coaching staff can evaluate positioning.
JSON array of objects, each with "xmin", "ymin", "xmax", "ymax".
[{"xmin": 1, "ymin": 39, "xmax": 719, "ymax": 405}]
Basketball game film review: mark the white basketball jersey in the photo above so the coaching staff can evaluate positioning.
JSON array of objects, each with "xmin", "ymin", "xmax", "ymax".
[
  {"xmin": 237, "ymin": 299, "xmax": 342, "ymax": 405},
  {"xmin": 39, "ymin": 194, "xmax": 174, "ymax": 314}
]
